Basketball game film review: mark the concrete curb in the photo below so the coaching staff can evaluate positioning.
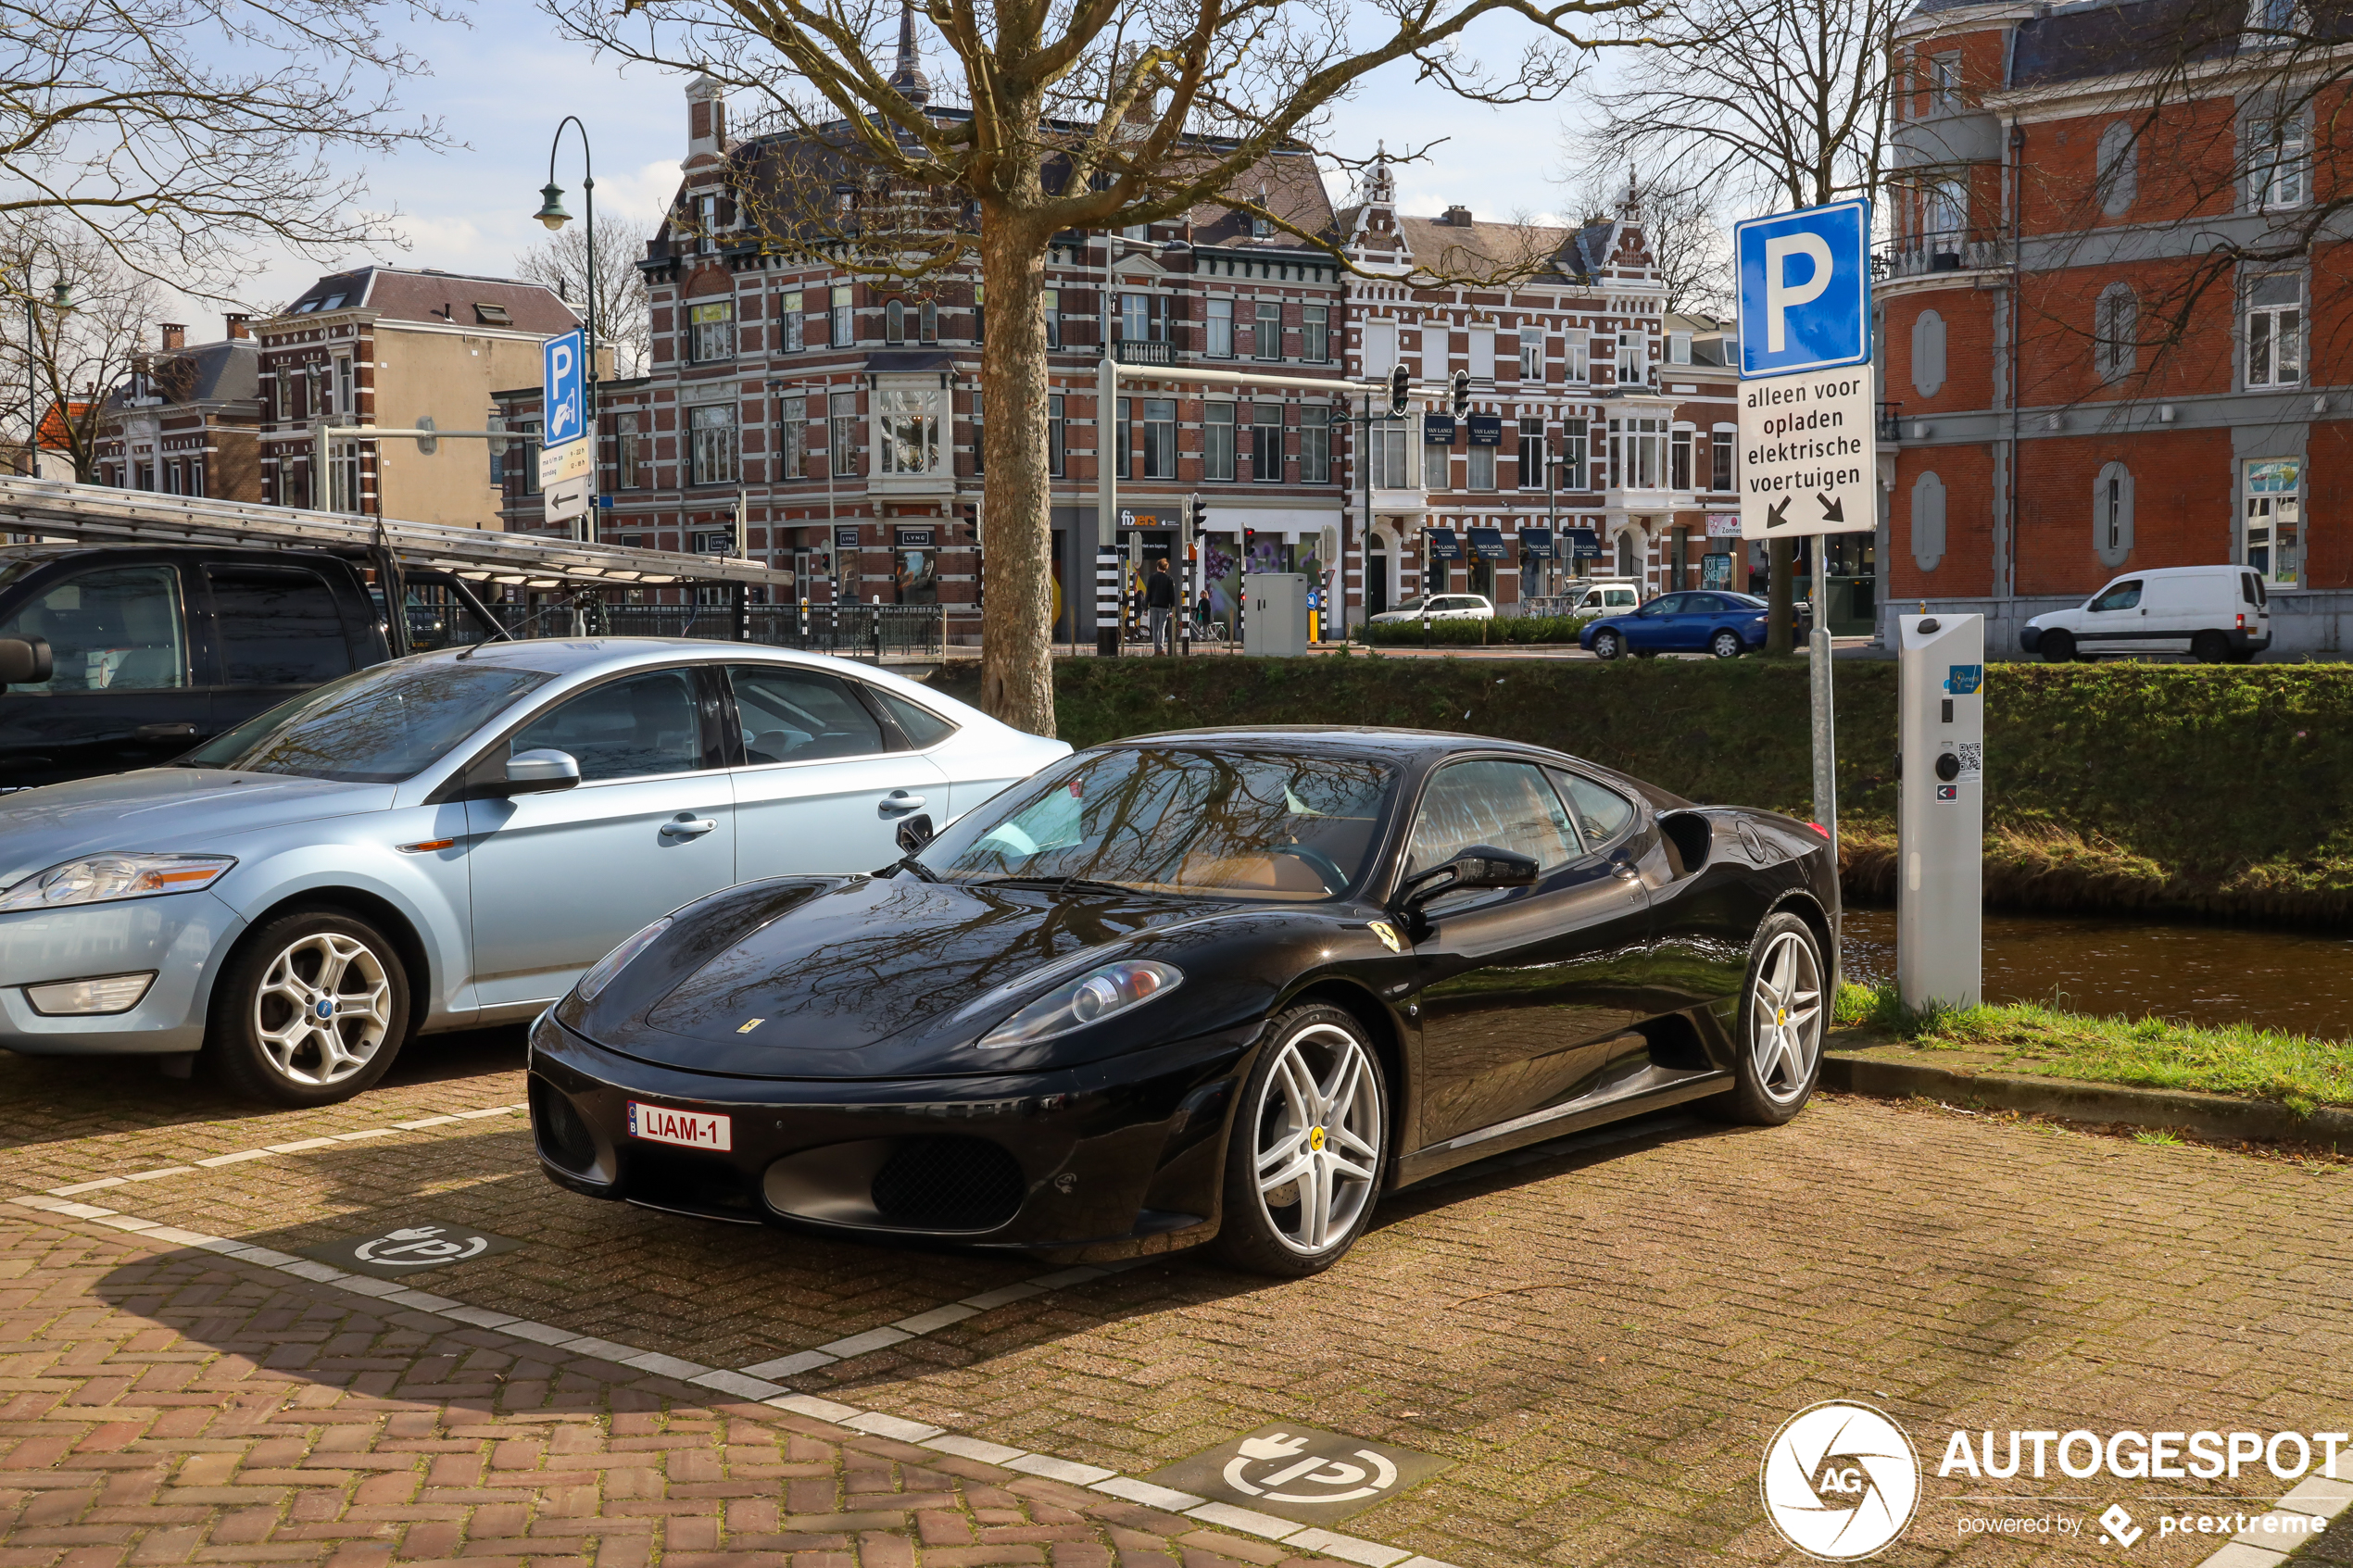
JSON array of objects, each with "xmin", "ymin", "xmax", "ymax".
[{"xmin": 1822, "ymin": 1048, "xmax": 2353, "ymax": 1149}]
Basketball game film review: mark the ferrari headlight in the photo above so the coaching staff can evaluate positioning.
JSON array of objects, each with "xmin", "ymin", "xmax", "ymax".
[
  {"xmin": 0, "ymin": 853, "xmax": 235, "ymax": 912},
  {"xmin": 978, "ymin": 960, "xmax": 1182, "ymax": 1048},
  {"xmin": 574, "ymin": 916, "xmax": 673, "ymax": 1003}
]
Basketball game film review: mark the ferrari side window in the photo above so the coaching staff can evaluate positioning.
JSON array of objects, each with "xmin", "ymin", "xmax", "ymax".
[
  {"xmin": 1404, "ymin": 759, "xmax": 1579, "ymax": 879},
  {"xmin": 1554, "ymin": 771, "xmax": 1638, "ymax": 847}
]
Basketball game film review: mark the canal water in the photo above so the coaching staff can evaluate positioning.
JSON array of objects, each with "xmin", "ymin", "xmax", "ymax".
[{"xmin": 1837, "ymin": 906, "xmax": 2353, "ymax": 1038}]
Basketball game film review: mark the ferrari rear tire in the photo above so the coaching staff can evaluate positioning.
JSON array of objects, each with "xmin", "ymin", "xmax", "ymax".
[
  {"xmin": 1592, "ymin": 628, "xmax": 1624, "ymax": 660},
  {"xmin": 1705, "ymin": 910, "xmax": 1824, "ymax": 1127},
  {"xmin": 1214, "ymin": 1004, "xmax": 1388, "ymax": 1277},
  {"xmin": 1709, "ymin": 630, "xmax": 1743, "ymax": 659},
  {"xmin": 208, "ymin": 908, "xmax": 409, "ymax": 1106}
]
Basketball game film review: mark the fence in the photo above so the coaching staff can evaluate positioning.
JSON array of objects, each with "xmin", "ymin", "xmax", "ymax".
[{"xmin": 444, "ymin": 598, "xmax": 945, "ymax": 660}]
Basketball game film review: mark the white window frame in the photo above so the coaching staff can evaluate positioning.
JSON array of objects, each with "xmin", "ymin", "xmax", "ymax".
[
  {"xmin": 1207, "ymin": 298, "xmax": 1234, "ymax": 358},
  {"xmin": 689, "ymin": 402, "xmax": 739, "ymax": 486},
  {"xmin": 2246, "ymin": 273, "xmax": 2302, "ymax": 388}
]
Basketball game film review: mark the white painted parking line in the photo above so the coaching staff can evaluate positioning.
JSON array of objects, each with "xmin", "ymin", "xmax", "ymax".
[{"xmin": 44, "ymin": 1102, "xmax": 532, "ymax": 1197}]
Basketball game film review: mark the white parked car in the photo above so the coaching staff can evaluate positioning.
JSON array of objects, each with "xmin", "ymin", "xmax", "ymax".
[
  {"xmin": 1562, "ymin": 581, "xmax": 1642, "ymax": 615},
  {"xmin": 1368, "ymin": 594, "xmax": 1494, "ymax": 625},
  {"xmin": 2021, "ymin": 565, "xmax": 2271, "ymax": 664}
]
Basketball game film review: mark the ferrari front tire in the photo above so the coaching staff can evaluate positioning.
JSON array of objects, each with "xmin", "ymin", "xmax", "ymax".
[
  {"xmin": 1705, "ymin": 910, "xmax": 1824, "ymax": 1127},
  {"xmin": 1214, "ymin": 1004, "xmax": 1388, "ymax": 1277}
]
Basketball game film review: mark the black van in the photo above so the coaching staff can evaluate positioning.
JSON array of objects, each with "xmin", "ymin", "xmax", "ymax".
[{"xmin": 0, "ymin": 545, "xmax": 496, "ymax": 789}]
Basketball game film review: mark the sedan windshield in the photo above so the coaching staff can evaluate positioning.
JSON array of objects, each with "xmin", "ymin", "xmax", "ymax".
[
  {"xmin": 181, "ymin": 660, "xmax": 556, "ymax": 783},
  {"xmin": 920, "ymin": 746, "xmax": 1397, "ymax": 901}
]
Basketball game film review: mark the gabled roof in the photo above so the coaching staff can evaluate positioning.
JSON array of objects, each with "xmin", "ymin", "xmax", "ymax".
[
  {"xmin": 274, "ymin": 267, "xmax": 581, "ymax": 334},
  {"xmin": 100, "ymin": 338, "xmax": 258, "ymax": 413}
]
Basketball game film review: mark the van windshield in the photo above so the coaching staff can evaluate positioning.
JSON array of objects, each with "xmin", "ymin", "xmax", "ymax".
[{"xmin": 181, "ymin": 661, "xmax": 556, "ymax": 783}]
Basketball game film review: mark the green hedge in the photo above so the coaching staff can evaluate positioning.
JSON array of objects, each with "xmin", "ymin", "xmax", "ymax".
[{"xmin": 1353, "ymin": 614, "xmax": 1594, "ymax": 646}]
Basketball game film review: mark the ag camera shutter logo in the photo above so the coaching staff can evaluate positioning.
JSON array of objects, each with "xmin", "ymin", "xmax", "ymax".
[{"xmin": 1761, "ymin": 1400, "xmax": 1921, "ymax": 1560}]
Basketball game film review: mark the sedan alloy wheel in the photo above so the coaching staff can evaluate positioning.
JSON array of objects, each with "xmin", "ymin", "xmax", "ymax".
[
  {"xmin": 209, "ymin": 909, "xmax": 410, "ymax": 1105},
  {"xmin": 1218, "ymin": 1005, "xmax": 1387, "ymax": 1274}
]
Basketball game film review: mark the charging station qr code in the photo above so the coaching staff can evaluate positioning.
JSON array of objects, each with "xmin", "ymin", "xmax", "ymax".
[{"xmin": 1957, "ymin": 743, "xmax": 1982, "ymax": 777}]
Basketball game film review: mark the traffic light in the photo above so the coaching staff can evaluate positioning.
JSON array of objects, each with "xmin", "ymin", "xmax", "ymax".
[
  {"xmin": 1387, "ymin": 363, "xmax": 1410, "ymax": 418},
  {"xmin": 1185, "ymin": 493, "xmax": 1207, "ymax": 554},
  {"xmin": 1450, "ymin": 369, "xmax": 1471, "ymax": 418}
]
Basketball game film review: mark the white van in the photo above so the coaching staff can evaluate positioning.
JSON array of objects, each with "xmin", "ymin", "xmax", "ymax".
[
  {"xmin": 2021, "ymin": 565, "xmax": 2271, "ymax": 663},
  {"xmin": 1564, "ymin": 580, "xmax": 1642, "ymax": 615}
]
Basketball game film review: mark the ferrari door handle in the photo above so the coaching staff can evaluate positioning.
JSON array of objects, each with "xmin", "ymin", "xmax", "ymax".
[
  {"xmin": 879, "ymin": 790, "xmax": 927, "ymax": 815},
  {"xmin": 662, "ymin": 815, "xmax": 719, "ymax": 837},
  {"xmin": 1613, "ymin": 863, "xmax": 1642, "ymax": 881}
]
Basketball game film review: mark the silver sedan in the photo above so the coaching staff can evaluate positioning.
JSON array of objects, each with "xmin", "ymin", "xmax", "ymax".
[{"xmin": 0, "ymin": 640, "xmax": 1069, "ymax": 1104}]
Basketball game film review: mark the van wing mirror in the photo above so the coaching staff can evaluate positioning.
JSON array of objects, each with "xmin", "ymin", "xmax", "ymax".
[
  {"xmin": 497, "ymin": 748, "xmax": 582, "ymax": 795},
  {"xmin": 0, "ymin": 635, "xmax": 53, "ymax": 686},
  {"xmin": 1396, "ymin": 844, "xmax": 1540, "ymax": 909}
]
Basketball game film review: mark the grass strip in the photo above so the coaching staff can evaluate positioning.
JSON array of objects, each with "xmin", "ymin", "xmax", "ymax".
[{"xmin": 1831, "ymin": 982, "xmax": 2353, "ymax": 1113}]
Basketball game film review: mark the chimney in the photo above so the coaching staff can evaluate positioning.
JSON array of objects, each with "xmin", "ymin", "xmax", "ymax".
[
  {"xmin": 224, "ymin": 313, "xmax": 250, "ymax": 340},
  {"xmin": 686, "ymin": 75, "xmax": 726, "ymax": 165},
  {"xmin": 1441, "ymin": 205, "xmax": 1473, "ymax": 228},
  {"xmin": 160, "ymin": 323, "xmax": 187, "ymax": 350}
]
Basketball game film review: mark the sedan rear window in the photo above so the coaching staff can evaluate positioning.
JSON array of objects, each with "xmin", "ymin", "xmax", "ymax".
[
  {"xmin": 922, "ymin": 747, "xmax": 1397, "ymax": 902},
  {"xmin": 182, "ymin": 662, "xmax": 555, "ymax": 783}
]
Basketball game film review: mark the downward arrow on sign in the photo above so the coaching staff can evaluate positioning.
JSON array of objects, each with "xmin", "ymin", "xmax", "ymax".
[
  {"xmin": 1817, "ymin": 494, "xmax": 1845, "ymax": 523},
  {"xmin": 1766, "ymin": 496, "xmax": 1791, "ymax": 530}
]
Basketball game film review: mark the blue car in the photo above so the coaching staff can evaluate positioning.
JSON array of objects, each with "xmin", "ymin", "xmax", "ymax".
[{"xmin": 1579, "ymin": 590, "xmax": 1780, "ymax": 660}]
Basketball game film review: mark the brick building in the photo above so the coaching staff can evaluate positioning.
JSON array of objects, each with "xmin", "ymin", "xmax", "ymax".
[
  {"xmin": 1883, "ymin": 0, "xmax": 2353, "ymax": 653},
  {"xmin": 1337, "ymin": 159, "xmax": 1747, "ymax": 615},
  {"xmin": 92, "ymin": 320, "xmax": 261, "ymax": 501}
]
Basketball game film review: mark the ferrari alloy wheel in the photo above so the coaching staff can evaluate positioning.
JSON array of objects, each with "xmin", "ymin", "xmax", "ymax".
[
  {"xmin": 209, "ymin": 909, "xmax": 409, "ymax": 1106},
  {"xmin": 1592, "ymin": 628, "xmax": 1624, "ymax": 660},
  {"xmin": 1709, "ymin": 910, "xmax": 1825, "ymax": 1126},
  {"xmin": 1710, "ymin": 630, "xmax": 1743, "ymax": 659},
  {"xmin": 1216, "ymin": 1004, "xmax": 1388, "ymax": 1276}
]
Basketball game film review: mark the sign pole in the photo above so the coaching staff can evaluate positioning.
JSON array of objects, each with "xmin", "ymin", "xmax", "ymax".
[{"xmin": 1810, "ymin": 543, "xmax": 1838, "ymax": 869}]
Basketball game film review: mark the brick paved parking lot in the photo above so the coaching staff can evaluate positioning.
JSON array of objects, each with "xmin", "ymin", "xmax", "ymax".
[{"xmin": 1, "ymin": 1032, "xmax": 2348, "ymax": 1566}]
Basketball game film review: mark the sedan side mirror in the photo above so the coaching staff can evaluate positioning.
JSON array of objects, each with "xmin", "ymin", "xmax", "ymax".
[
  {"xmin": 1396, "ymin": 844, "xmax": 1541, "ymax": 910},
  {"xmin": 498, "ymin": 748, "xmax": 582, "ymax": 795},
  {"xmin": 0, "ymin": 635, "xmax": 53, "ymax": 685},
  {"xmin": 894, "ymin": 812, "xmax": 936, "ymax": 855}
]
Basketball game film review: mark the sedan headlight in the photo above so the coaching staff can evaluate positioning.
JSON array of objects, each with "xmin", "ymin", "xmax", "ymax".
[
  {"xmin": 575, "ymin": 916, "xmax": 673, "ymax": 1003},
  {"xmin": 0, "ymin": 853, "xmax": 236, "ymax": 912},
  {"xmin": 978, "ymin": 960, "xmax": 1182, "ymax": 1049}
]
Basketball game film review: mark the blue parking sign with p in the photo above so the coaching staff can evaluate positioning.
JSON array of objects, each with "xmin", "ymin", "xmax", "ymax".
[
  {"xmin": 543, "ymin": 329, "xmax": 585, "ymax": 447},
  {"xmin": 1735, "ymin": 200, "xmax": 1871, "ymax": 378}
]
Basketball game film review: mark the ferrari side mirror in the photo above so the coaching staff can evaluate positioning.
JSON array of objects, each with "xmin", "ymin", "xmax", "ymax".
[
  {"xmin": 1397, "ymin": 843, "xmax": 1540, "ymax": 910},
  {"xmin": 895, "ymin": 812, "xmax": 935, "ymax": 855}
]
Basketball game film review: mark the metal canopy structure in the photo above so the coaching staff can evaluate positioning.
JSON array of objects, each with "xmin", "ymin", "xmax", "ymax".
[{"xmin": 0, "ymin": 477, "xmax": 792, "ymax": 592}]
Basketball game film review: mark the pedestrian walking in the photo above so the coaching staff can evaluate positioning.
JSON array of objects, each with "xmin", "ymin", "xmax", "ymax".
[{"xmin": 1146, "ymin": 558, "xmax": 1177, "ymax": 655}]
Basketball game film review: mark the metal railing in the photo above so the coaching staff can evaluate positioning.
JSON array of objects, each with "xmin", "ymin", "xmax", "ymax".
[
  {"xmin": 1877, "ymin": 401, "xmax": 1903, "ymax": 442},
  {"xmin": 1873, "ymin": 230, "xmax": 2012, "ymax": 280},
  {"xmin": 465, "ymin": 600, "xmax": 945, "ymax": 660}
]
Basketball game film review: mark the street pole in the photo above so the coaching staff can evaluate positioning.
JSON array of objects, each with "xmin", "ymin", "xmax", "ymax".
[
  {"xmin": 1810, "ymin": 527, "xmax": 1840, "ymax": 905},
  {"xmin": 535, "ymin": 118, "xmax": 597, "ymax": 545}
]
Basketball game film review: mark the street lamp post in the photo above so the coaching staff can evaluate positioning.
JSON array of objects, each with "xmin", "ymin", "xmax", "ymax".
[
  {"xmin": 533, "ymin": 117, "xmax": 598, "ymax": 543},
  {"xmin": 22, "ymin": 280, "xmax": 69, "ymax": 478}
]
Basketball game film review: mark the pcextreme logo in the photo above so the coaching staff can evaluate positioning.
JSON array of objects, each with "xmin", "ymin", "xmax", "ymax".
[{"xmin": 1761, "ymin": 1401, "xmax": 1923, "ymax": 1561}]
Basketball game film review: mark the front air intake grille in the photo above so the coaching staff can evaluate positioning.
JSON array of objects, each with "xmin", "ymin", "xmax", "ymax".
[
  {"xmin": 626, "ymin": 1146, "xmax": 759, "ymax": 1218},
  {"xmin": 530, "ymin": 1080, "xmax": 598, "ymax": 1175},
  {"xmin": 870, "ymin": 1136, "xmax": 1025, "ymax": 1231}
]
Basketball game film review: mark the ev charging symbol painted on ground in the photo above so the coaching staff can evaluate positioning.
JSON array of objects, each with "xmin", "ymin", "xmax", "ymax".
[
  {"xmin": 1144, "ymin": 1423, "xmax": 1453, "ymax": 1524},
  {"xmin": 1735, "ymin": 201, "xmax": 1873, "ymax": 377},
  {"xmin": 297, "ymin": 1220, "xmax": 522, "ymax": 1280}
]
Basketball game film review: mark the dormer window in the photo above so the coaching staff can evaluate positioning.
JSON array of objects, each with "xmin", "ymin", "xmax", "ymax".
[{"xmin": 473, "ymin": 302, "xmax": 512, "ymax": 325}]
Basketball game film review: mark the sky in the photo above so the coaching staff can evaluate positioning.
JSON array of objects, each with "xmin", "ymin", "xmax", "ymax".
[{"xmin": 163, "ymin": 3, "xmax": 1604, "ymax": 335}]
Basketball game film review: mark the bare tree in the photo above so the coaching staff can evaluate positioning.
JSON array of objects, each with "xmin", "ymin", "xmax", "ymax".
[
  {"xmin": 0, "ymin": 221, "xmax": 157, "ymax": 479},
  {"xmin": 1560, "ymin": 161, "xmax": 1733, "ymax": 315},
  {"xmin": 1579, "ymin": 0, "xmax": 1896, "ymax": 653},
  {"xmin": 514, "ymin": 213, "xmax": 657, "ymax": 378},
  {"xmin": 551, "ymin": 0, "xmax": 1658, "ymax": 736},
  {"xmin": 0, "ymin": 0, "xmax": 457, "ymax": 306}
]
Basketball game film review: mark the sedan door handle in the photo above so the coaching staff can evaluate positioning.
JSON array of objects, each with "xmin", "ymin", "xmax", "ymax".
[
  {"xmin": 661, "ymin": 815, "xmax": 719, "ymax": 837},
  {"xmin": 134, "ymin": 722, "xmax": 198, "ymax": 741},
  {"xmin": 879, "ymin": 790, "xmax": 927, "ymax": 815}
]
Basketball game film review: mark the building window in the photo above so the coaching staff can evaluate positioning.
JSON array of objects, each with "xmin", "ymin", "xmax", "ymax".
[
  {"xmin": 617, "ymin": 411, "xmax": 646, "ymax": 487},
  {"xmin": 774, "ymin": 397, "xmax": 803, "ymax": 481},
  {"xmin": 1425, "ymin": 425, "xmax": 1451, "ymax": 492},
  {"xmin": 1048, "ymin": 394, "xmax": 1065, "ymax": 478},
  {"xmin": 831, "ymin": 285, "xmax": 852, "ymax": 345},
  {"xmin": 1208, "ymin": 299, "xmax": 1234, "ymax": 358},
  {"xmin": 333, "ymin": 357, "xmax": 354, "ymax": 417},
  {"xmin": 689, "ymin": 403, "xmax": 739, "ymax": 485},
  {"xmin": 973, "ymin": 282, "xmax": 984, "ymax": 344},
  {"xmin": 1142, "ymin": 397, "xmax": 1176, "ymax": 480},
  {"xmin": 885, "ymin": 298, "xmax": 906, "ymax": 344},
  {"xmin": 1561, "ymin": 419, "xmax": 1589, "ymax": 489},
  {"xmin": 1567, "ymin": 337, "xmax": 1592, "ymax": 383},
  {"xmin": 1617, "ymin": 332, "xmax": 1644, "ymax": 383},
  {"xmin": 696, "ymin": 194, "xmax": 719, "ymax": 253},
  {"xmin": 1301, "ymin": 406, "xmax": 1330, "ymax": 483},
  {"xmin": 1254, "ymin": 302, "xmax": 1282, "ymax": 361},
  {"xmin": 188, "ymin": 459, "xmax": 205, "ymax": 498},
  {"xmin": 1121, "ymin": 293, "xmax": 1162, "ymax": 344},
  {"xmin": 1302, "ymin": 306, "xmax": 1328, "ymax": 363},
  {"xmin": 921, "ymin": 299, "xmax": 937, "ymax": 344},
  {"xmin": 1252, "ymin": 403, "xmax": 1283, "ymax": 481},
  {"xmin": 876, "ymin": 388, "xmax": 940, "ymax": 475},
  {"xmin": 1116, "ymin": 396, "xmax": 1131, "ymax": 480},
  {"xmin": 2245, "ymin": 457, "xmax": 2301, "ymax": 585},
  {"xmin": 1923, "ymin": 177, "xmax": 1966, "ymax": 245},
  {"xmin": 1519, "ymin": 341, "xmax": 1542, "ymax": 380},
  {"xmin": 2094, "ymin": 460, "xmax": 2134, "ymax": 568},
  {"xmin": 1616, "ymin": 531, "xmax": 1637, "ymax": 577},
  {"xmin": 829, "ymin": 390, "xmax": 857, "ymax": 476},
  {"xmin": 1467, "ymin": 443, "xmax": 1495, "ymax": 491},
  {"xmin": 2250, "ymin": 114, "xmax": 2309, "ymax": 209},
  {"xmin": 970, "ymin": 386, "xmax": 983, "ymax": 477},
  {"xmin": 1517, "ymin": 419, "xmax": 1544, "ymax": 489},
  {"xmin": 2095, "ymin": 283, "xmax": 2138, "ymax": 383},
  {"xmin": 1671, "ymin": 427, "xmax": 1693, "ymax": 491},
  {"xmin": 2097, "ymin": 121, "xmax": 2140, "ymax": 216},
  {"xmin": 1375, "ymin": 420, "xmax": 1411, "ymax": 490},
  {"xmin": 511, "ymin": 420, "xmax": 541, "ymax": 495},
  {"xmin": 1667, "ymin": 333, "xmax": 1692, "ymax": 366},
  {"xmin": 1205, "ymin": 401, "xmax": 1236, "ymax": 481},
  {"xmin": 1041, "ymin": 288, "xmax": 1060, "ymax": 349},
  {"xmin": 1609, "ymin": 417, "xmax": 1666, "ymax": 489},
  {"xmin": 2246, "ymin": 274, "xmax": 2301, "ymax": 386},
  {"xmin": 689, "ymin": 301, "xmax": 735, "ymax": 363},
  {"xmin": 779, "ymin": 290, "xmax": 805, "ymax": 351},
  {"xmin": 1363, "ymin": 320, "xmax": 1399, "ymax": 378},
  {"xmin": 1931, "ymin": 51, "xmax": 1960, "ymax": 111},
  {"xmin": 1713, "ymin": 431, "xmax": 1733, "ymax": 490}
]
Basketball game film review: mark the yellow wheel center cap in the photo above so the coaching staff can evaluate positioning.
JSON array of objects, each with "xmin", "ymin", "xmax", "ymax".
[
  {"xmin": 1308, "ymin": 1125, "xmax": 1327, "ymax": 1152},
  {"xmin": 1776, "ymin": 1009, "xmax": 1787, "ymax": 1027}
]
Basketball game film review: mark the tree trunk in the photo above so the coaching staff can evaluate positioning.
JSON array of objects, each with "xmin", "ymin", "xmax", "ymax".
[
  {"xmin": 1766, "ymin": 537, "xmax": 1795, "ymax": 655},
  {"xmin": 975, "ymin": 203, "xmax": 1058, "ymax": 738}
]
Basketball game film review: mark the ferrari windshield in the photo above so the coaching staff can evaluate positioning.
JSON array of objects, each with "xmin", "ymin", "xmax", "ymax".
[{"xmin": 920, "ymin": 746, "xmax": 1397, "ymax": 901}]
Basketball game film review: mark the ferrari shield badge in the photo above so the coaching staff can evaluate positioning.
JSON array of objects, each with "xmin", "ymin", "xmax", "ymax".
[{"xmin": 1367, "ymin": 921, "xmax": 1403, "ymax": 953}]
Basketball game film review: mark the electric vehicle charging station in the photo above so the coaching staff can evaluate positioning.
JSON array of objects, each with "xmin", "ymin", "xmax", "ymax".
[{"xmin": 1896, "ymin": 613, "xmax": 1985, "ymax": 1008}]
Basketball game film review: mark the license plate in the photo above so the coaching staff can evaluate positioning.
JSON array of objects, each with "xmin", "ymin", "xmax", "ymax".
[{"xmin": 625, "ymin": 1101, "xmax": 732, "ymax": 1151}]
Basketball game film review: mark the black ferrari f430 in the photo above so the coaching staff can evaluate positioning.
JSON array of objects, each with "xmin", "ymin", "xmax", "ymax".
[{"xmin": 528, "ymin": 728, "xmax": 1839, "ymax": 1275}]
